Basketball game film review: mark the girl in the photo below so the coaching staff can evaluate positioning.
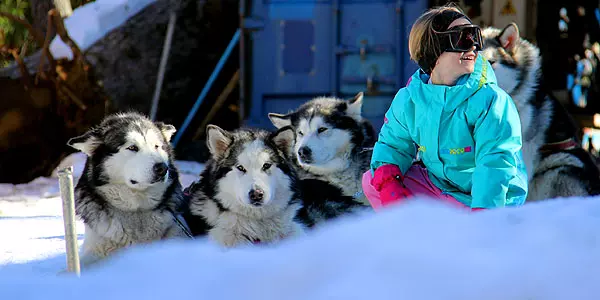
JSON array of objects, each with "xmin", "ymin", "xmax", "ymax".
[{"xmin": 362, "ymin": 5, "xmax": 528, "ymax": 211}]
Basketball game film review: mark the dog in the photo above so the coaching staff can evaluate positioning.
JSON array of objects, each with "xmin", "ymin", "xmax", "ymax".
[
  {"xmin": 183, "ymin": 125, "xmax": 367, "ymax": 247},
  {"xmin": 268, "ymin": 92, "xmax": 376, "ymax": 206},
  {"xmin": 182, "ymin": 125, "xmax": 306, "ymax": 247},
  {"xmin": 481, "ymin": 23, "xmax": 600, "ymax": 201},
  {"xmin": 67, "ymin": 112, "xmax": 190, "ymax": 267}
]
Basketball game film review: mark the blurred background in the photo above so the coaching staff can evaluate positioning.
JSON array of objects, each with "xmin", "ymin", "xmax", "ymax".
[{"xmin": 0, "ymin": 0, "xmax": 598, "ymax": 184}]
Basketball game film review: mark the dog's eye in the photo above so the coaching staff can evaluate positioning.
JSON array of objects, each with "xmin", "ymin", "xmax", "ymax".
[
  {"xmin": 262, "ymin": 163, "xmax": 272, "ymax": 171},
  {"xmin": 298, "ymin": 131, "xmax": 304, "ymax": 136},
  {"xmin": 317, "ymin": 127, "xmax": 328, "ymax": 133},
  {"xmin": 126, "ymin": 145, "xmax": 139, "ymax": 152},
  {"xmin": 236, "ymin": 165, "xmax": 247, "ymax": 173},
  {"xmin": 155, "ymin": 145, "xmax": 160, "ymax": 149}
]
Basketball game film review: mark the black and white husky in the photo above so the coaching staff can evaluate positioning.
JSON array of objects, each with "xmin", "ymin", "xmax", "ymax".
[
  {"xmin": 183, "ymin": 125, "xmax": 365, "ymax": 247},
  {"xmin": 183, "ymin": 125, "xmax": 306, "ymax": 247},
  {"xmin": 481, "ymin": 23, "xmax": 600, "ymax": 201},
  {"xmin": 268, "ymin": 92, "xmax": 376, "ymax": 206},
  {"xmin": 67, "ymin": 112, "xmax": 190, "ymax": 267}
]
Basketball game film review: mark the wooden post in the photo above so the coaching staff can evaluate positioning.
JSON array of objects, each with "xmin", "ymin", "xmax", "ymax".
[
  {"xmin": 29, "ymin": 0, "xmax": 73, "ymax": 43},
  {"xmin": 58, "ymin": 166, "xmax": 81, "ymax": 276},
  {"xmin": 150, "ymin": 11, "xmax": 177, "ymax": 120},
  {"xmin": 53, "ymin": 0, "xmax": 73, "ymax": 17}
]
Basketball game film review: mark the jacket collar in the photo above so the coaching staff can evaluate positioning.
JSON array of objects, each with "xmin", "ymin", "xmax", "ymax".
[{"xmin": 407, "ymin": 55, "xmax": 495, "ymax": 111}]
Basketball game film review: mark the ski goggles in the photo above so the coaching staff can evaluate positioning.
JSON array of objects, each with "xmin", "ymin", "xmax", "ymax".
[{"xmin": 433, "ymin": 24, "xmax": 483, "ymax": 53}]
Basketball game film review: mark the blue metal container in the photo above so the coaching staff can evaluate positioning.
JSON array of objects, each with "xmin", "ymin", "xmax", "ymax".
[{"xmin": 240, "ymin": 0, "xmax": 428, "ymax": 134}]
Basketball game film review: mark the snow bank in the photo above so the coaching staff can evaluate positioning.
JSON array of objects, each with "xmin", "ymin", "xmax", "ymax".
[
  {"xmin": 0, "ymin": 216, "xmax": 84, "ymax": 265},
  {"xmin": 2, "ymin": 196, "xmax": 600, "ymax": 299}
]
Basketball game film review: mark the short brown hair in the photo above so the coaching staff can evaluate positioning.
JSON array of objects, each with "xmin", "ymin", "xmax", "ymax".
[{"xmin": 408, "ymin": 5, "xmax": 467, "ymax": 65}]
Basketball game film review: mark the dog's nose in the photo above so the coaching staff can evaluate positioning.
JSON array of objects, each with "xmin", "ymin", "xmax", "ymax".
[
  {"xmin": 297, "ymin": 146, "xmax": 312, "ymax": 162},
  {"xmin": 248, "ymin": 188, "xmax": 264, "ymax": 206},
  {"xmin": 153, "ymin": 162, "xmax": 168, "ymax": 178}
]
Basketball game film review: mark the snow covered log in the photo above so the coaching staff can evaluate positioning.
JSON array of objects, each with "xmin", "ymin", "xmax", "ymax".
[
  {"xmin": 2, "ymin": 0, "xmax": 239, "ymax": 125},
  {"xmin": 82, "ymin": 0, "xmax": 240, "ymax": 127},
  {"xmin": 0, "ymin": 0, "xmax": 239, "ymax": 183}
]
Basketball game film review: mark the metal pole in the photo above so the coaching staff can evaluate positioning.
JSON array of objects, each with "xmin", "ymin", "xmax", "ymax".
[
  {"xmin": 331, "ymin": 0, "xmax": 340, "ymax": 97},
  {"xmin": 172, "ymin": 29, "xmax": 241, "ymax": 147},
  {"xmin": 58, "ymin": 166, "xmax": 81, "ymax": 276},
  {"xmin": 238, "ymin": 0, "xmax": 246, "ymax": 125},
  {"xmin": 150, "ymin": 11, "xmax": 177, "ymax": 120},
  {"xmin": 192, "ymin": 69, "xmax": 240, "ymax": 140}
]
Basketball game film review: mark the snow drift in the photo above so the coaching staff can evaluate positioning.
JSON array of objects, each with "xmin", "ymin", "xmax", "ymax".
[{"xmin": 1, "ymin": 196, "xmax": 600, "ymax": 300}]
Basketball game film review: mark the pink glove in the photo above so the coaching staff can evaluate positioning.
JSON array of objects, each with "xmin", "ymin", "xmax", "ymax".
[{"xmin": 372, "ymin": 164, "xmax": 413, "ymax": 206}]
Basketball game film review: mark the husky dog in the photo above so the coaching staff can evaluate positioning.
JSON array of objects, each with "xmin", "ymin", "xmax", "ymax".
[
  {"xmin": 268, "ymin": 92, "xmax": 376, "ymax": 206},
  {"xmin": 183, "ymin": 125, "xmax": 366, "ymax": 247},
  {"xmin": 481, "ymin": 23, "xmax": 600, "ymax": 201},
  {"xmin": 183, "ymin": 125, "xmax": 306, "ymax": 247},
  {"xmin": 67, "ymin": 112, "xmax": 190, "ymax": 267}
]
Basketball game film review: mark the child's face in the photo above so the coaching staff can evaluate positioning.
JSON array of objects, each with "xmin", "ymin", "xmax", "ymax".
[{"xmin": 433, "ymin": 18, "xmax": 477, "ymax": 81}]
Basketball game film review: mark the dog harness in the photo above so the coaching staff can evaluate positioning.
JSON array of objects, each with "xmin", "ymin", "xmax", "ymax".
[{"xmin": 539, "ymin": 138, "xmax": 579, "ymax": 153}]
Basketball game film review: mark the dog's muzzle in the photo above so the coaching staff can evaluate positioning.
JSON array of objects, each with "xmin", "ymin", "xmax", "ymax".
[
  {"xmin": 152, "ymin": 162, "xmax": 169, "ymax": 183},
  {"xmin": 297, "ymin": 146, "xmax": 313, "ymax": 164},
  {"xmin": 248, "ymin": 188, "xmax": 265, "ymax": 206}
]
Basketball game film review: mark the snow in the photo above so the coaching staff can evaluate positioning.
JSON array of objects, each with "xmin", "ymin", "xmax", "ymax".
[
  {"xmin": 1, "ymin": 197, "xmax": 600, "ymax": 299},
  {"xmin": 50, "ymin": 0, "xmax": 158, "ymax": 60},
  {"xmin": 0, "ymin": 152, "xmax": 204, "ymax": 267},
  {"xmin": 2, "ymin": 154, "xmax": 600, "ymax": 299},
  {"xmin": 0, "ymin": 216, "xmax": 84, "ymax": 265}
]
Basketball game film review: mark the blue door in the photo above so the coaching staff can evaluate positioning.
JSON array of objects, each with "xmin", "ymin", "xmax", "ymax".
[{"xmin": 241, "ymin": 0, "xmax": 428, "ymax": 134}]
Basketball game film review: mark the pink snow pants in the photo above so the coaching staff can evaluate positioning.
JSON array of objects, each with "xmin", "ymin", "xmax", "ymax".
[{"xmin": 362, "ymin": 163, "xmax": 467, "ymax": 211}]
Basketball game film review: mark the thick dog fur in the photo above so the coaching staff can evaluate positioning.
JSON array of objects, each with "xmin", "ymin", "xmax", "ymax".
[
  {"xmin": 268, "ymin": 92, "xmax": 376, "ymax": 206},
  {"xmin": 183, "ymin": 125, "xmax": 366, "ymax": 247},
  {"xmin": 67, "ymin": 112, "xmax": 189, "ymax": 267},
  {"xmin": 183, "ymin": 126, "xmax": 305, "ymax": 247},
  {"xmin": 481, "ymin": 23, "xmax": 600, "ymax": 201}
]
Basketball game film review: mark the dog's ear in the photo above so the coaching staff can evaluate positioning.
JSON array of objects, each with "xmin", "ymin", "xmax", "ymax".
[
  {"xmin": 345, "ymin": 92, "xmax": 364, "ymax": 120},
  {"xmin": 498, "ymin": 23, "xmax": 520, "ymax": 52},
  {"xmin": 268, "ymin": 113, "xmax": 292, "ymax": 129},
  {"xmin": 155, "ymin": 122, "xmax": 177, "ymax": 142},
  {"xmin": 270, "ymin": 126, "xmax": 295, "ymax": 153},
  {"xmin": 206, "ymin": 124, "xmax": 233, "ymax": 158},
  {"xmin": 67, "ymin": 129, "xmax": 101, "ymax": 156}
]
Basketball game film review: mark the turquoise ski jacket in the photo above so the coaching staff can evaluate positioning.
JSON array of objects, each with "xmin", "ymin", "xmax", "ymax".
[{"xmin": 371, "ymin": 55, "xmax": 528, "ymax": 208}]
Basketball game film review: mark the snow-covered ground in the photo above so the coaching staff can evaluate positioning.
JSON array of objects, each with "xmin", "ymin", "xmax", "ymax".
[
  {"xmin": 0, "ymin": 152, "xmax": 203, "ymax": 266},
  {"xmin": 2, "ymin": 153, "xmax": 600, "ymax": 299},
  {"xmin": 11, "ymin": 0, "xmax": 599, "ymax": 297},
  {"xmin": 1, "ymin": 195, "xmax": 600, "ymax": 299}
]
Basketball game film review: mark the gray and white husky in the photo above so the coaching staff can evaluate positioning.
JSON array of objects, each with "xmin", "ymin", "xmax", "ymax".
[
  {"xmin": 183, "ymin": 125, "xmax": 306, "ymax": 247},
  {"xmin": 268, "ymin": 92, "xmax": 376, "ymax": 206},
  {"xmin": 67, "ymin": 112, "xmax": 190, "ymax": 267},
  {"xmin": 481, "ymin": 23, "xmax": 600, "ymax": 201},
  {"xmin": 182, "ymin": 125, "xmax": 366, "ymax": 246}
]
